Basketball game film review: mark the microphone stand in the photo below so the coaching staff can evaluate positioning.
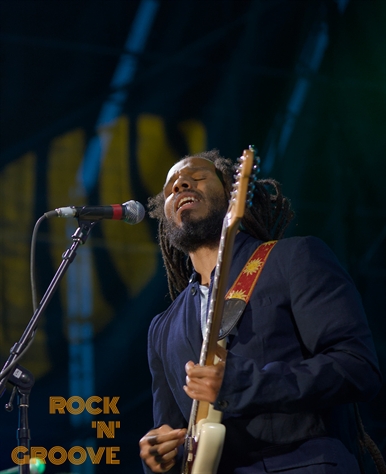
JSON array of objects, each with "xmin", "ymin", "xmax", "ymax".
[
  {"xmin": 5, "ymin": 365, "xmax": 35, "ymax": 474},
  {"xmin": 0, "ymin": 220, "xmax": 98, "ymax": 473}
]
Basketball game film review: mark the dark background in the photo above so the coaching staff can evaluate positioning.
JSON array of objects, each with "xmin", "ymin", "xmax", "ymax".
[{"xmin": 0, "ymin": 1, "xmax": 385, "ymax": 473}]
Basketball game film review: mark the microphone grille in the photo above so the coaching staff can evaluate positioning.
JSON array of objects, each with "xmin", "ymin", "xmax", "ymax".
[{"xmin": 123, "ymin": 200, "xmax": 145, "ymax": 224}]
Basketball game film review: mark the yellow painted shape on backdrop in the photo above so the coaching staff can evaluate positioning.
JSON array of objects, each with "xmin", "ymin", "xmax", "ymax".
[
  {"xmin": 178, "ymin": 119, "xmax": 207, "ymax": 156},
  {"xmin": 0, "ymin": 152, "xmax": 51, "ymax": 379},
  {"xmin": 46, "ymin": 128, "xmax": 113, "ymax": 336},
  {"xmin": 99, "ymin": 115, "xmax": 157, "ymax": 297},
  {"xmin": 137, "ymin": 114, "xmax": 207, "ymax": 197},
  {"xmin": 136, "ymin": 114, "xmax": 180, "ymax": 197}
]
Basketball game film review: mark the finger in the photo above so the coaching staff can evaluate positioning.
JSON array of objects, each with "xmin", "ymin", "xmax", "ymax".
[
  {"xmin": 184, "ymin": 385, "xmax": 213, "ymax": 402},
  {"xmin": 151, "ymin": 437, "xmax": 184, "ymax": 458},
  {"xmin": 158, "ymin": 447, "xmax": 178, "ymax": 463},
  {"xmin": 150, "ymin": 446, "xmax": 178, "ymax": 469},
  {"xmin": 185, "ymin": 376, "xmax": 204, "ymax": 390},
  {"xmin": 185, "ymin": 364, "xmax": 208, "ymax": 378},
  {"xmin": 140, "ymin": 425, "xmax": 170, "ymax": 447},
  {"xmin": 186, "ymin": 363, "xmax": 225, "ymax": 379},
  {"xmin": 156, "ymin": 441, "xmax": 175, "ymax": 456},
  {"xmin": 185, "ymin": 360, "xmax": 195, "ymax": 374},
  {"xmin": 157, "ymin": 428, "xmax": 186, "ymax": 444},
  {"xmin": 146, "ymin": 428, "xmax": 184, "ymax": 447},
  {"xmin": 185, "ymin": 379, "xmax": 216, "ymax": 396},
  {"xmin": 147, "ymin": 435, "xmax": 158, "ymax": 446},
  {"xmin": 160, "ymin": 459, "xmax": 176, "ymax": 471}
]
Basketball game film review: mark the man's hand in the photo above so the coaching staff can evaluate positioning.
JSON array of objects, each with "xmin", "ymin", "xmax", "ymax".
[
  {"xmin": 183, "ymin": 344, "xmax": 227, "ymax": 403},
  {"xmin": 139, "ymin": 425, "xmax": 186, "ymax": 472}
]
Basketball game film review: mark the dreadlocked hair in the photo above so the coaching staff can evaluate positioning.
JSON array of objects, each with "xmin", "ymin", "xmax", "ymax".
[{"xmin": 148, "ymin": 149, "xmax": 295, "ymax": 300}]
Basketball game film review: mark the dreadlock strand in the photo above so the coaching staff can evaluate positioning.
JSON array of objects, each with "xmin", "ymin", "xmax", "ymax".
[{"xmin": 158, "ymin": 223, "xmax": 176, "ymax": 299}]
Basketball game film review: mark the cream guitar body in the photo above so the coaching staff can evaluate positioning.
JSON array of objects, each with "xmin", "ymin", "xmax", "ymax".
[{"xmin": 191, "ymin": 419, "xmax": 226, "ymax": 474}]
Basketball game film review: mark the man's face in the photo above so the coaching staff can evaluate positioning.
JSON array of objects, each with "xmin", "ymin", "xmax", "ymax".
[
  {"xmin": 163, "ymin": 157, "xmax": 226, "ymax": 226},
  {"xmin": 162, "ymin": 157, "xmax": 228, "ymax": 253}
]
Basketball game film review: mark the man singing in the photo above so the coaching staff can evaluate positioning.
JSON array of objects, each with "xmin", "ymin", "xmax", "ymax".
[{"xmin": 139, "ymin": 149, "xmax": 381, "ymax": 473}]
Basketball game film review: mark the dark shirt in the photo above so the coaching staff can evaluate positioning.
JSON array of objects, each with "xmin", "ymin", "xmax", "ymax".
[{"xmin": 145, "ymin": 232, "xmax": 381, "ymax": 472}]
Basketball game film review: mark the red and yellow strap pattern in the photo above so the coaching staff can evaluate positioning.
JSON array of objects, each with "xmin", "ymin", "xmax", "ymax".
[{"xmin": 225, "ymin": 241, "xmax": 277, "ymax": 304}]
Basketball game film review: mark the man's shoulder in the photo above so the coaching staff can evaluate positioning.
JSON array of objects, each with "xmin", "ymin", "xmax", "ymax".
[
  {"xmin": 274, "ymin": 235, "xmax": 327, "ymax": 250},
  {"xmin": 236, "ymin": 234, "xmax": 339, "ymax": 277},
  {"xmin": 149, "ymin": 285, "xmax": 191, "ymax": 329},
  {"xmin": 238, "ymin": 232, "xmax": 328, "ymax": 255}
]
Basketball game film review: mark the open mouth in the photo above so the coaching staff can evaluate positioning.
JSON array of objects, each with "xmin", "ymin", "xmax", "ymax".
[{"xmin": 176, "ymin": 195, "xmax": 199, "ymax": 211}]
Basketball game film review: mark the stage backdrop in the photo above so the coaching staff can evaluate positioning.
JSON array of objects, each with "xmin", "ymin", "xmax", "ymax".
[{"xmin": 0, "ymin": 1, "xmax": 384, "ymax": 473}]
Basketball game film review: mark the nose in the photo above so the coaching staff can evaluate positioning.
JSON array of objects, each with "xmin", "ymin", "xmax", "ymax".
[{"xmin": 172, "ymin": 175, "xmax": 193, "ymax": 194}]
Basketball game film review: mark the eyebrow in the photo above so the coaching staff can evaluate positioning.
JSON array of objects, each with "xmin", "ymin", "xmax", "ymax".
[{"xmin": 163, "ymin": 166, "xmax": 214, "ymax": 190}]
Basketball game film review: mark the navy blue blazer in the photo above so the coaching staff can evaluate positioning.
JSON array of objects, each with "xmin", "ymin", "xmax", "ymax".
[{"xmin": 146, "ymin": 232, "xmax": 381, "ymax": 472}]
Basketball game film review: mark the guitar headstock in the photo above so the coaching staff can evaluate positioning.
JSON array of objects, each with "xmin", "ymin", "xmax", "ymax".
[{"xmin": 227, "ymin": 145, "xmax": 260, "ymax": 227}]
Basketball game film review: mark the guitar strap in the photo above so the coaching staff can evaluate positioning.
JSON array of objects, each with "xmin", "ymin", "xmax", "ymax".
[{"xmin": 219, "ymin": 240, "xmax": 277, "ymax": 340}]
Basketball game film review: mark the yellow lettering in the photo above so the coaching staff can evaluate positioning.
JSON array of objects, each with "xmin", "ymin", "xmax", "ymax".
[
  {"xmin": 11, "ymin": 445, "xmax": 122, "ymax": 466},
  {"xmin": 85, "ymin": 396, "xmax": 102, "ymax": 415},
  {"xmin": 11, "ymin": 446, "xmax": 29, "ymax": 465},
  {"xmin": 66, "ymin": 396, "xmax": 85, "ymax": 415},
  {"xmin": 86, "ymin": 447, "xmax": 105, "ymax": 464},
  {"xmin": 49, "ymin": 396, "xmax": 66, "ymax": 414},
  {"xmin": 30, "ymin": 447, "xmax": 47, "ymax": 463},
  {"xmin": 95, "ymin": 421, "xmax": 120, "ymax": 438},
  {"xmin": 106, "ymin": 447, "xmax": 120, "ymax": 464},
  {"xmin": 68, "ymin": 446, "xmax": 87, "ymax": 465},
  {"xmin": 48, "ymin": 446, "xmax": 67, "ymax": 465},
  {"xmin": 103, "ymin": 396, "xmax": 119, "ymax": 414}
]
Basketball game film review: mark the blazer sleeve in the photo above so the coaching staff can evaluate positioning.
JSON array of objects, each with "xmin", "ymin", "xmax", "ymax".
[
  {"xmin": 148, "ymin": 316, "xmax": 187, "ymax": 429},
  {"xmin": 141, "ymin": 318, "xmax": 187, "ymax": 473}
]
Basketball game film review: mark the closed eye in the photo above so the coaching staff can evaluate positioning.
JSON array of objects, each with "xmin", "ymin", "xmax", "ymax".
[
  {"xmin": 163, "ymin": 166, "xmax": 213, "ymax": 197},
  {"xmin": 192, "ymin": 172, "xmax": 208, "ymax": 181}
]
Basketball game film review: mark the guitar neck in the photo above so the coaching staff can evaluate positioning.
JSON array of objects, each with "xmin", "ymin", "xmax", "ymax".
[
  {"xmin": 199, "ymin": 222, "xmax": 239, "ymax": 367},
  {"xmin": 187, "ymin": 146, "xmax": 256, "ymax": 426},
  {"xmin": 195, "ymin": 224, "xmax": 238, "ymax": 423}
]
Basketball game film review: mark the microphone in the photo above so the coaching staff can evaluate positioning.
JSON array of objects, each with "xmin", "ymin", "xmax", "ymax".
[{"xmin": 44, "ymin": 200, "xmax": 145, "ymax": 225}]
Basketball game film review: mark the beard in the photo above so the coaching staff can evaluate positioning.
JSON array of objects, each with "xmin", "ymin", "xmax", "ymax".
[{"xmin": 164, "ymin": 193, "xmax": 228, "ymax": 254}]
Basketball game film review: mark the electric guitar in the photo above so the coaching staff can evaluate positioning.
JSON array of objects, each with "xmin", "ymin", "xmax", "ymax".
[{"xmin": 181, "ymin": 146, "xmax": 258, "ymax": 474}]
